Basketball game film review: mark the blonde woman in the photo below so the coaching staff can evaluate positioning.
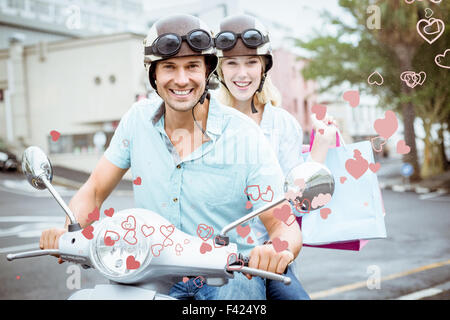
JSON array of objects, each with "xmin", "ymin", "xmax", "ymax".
[{"xmin": 215, "ymin": 14, "xmax": 337, "ymax": 300}]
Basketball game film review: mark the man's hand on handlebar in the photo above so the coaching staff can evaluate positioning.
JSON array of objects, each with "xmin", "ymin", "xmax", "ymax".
[
  {"xmin": 39, "ymin": 228, "xmax": 67, "ymax": 264},
  {"xmin": 245, "ymin": 244, "xmax": 294, "ymax": 280}
]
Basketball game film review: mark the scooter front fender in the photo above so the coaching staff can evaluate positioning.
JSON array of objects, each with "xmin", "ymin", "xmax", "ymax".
[{"xmin": 67, "ymin": 284, "xmax": 176, "ymax": 300}]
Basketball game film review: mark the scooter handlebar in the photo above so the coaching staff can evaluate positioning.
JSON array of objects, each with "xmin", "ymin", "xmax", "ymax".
[{"xmin": 6, "ymin": 249, "xmax": 60, "ymax": 261}]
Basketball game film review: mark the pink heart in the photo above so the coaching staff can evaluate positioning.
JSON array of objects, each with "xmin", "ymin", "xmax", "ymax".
[
  {"xmin": 160, "ymin": 224, "xmax": 175, "ymax": 238},
  {"xmin": 345, "ymin": 150, "xmax": 369, "ymax": 180},
  {"xmin": 343, "ymin": 90, "xmax": 360, "ymax": 108},
  {"xmin": 374, "ymin": 110, "xmax": 398, "ymax": 140},
  {"xmin": 247, "ymin": 236, "xmax": 254, "ymax": 244},
  {"xmin": 151, "ymin": 244, "xmax": 163, "ymax": 257},
  {"xmin": 340, "ymin": 176, "xmax": 347, "ymax": 184},
  {"xmin": 104, "ymin": 208, "xmax": 114, "ymax": 217},
  {"xmin": 367, "ymin": 71, "xmax": 384, "ymax": 86},
  {"xmin": 196, "ymin": 224, "xmax": 214, "ymax": 241},
  {"xmin": 370, "ymin": 136, "xmax": 388, "ymax": 153},
  {"xmin": 396, "ymin": 140, "xmax": 411, "ymax": 155},
  {"xmin": 272, "ymin": 237, "xmax": 289, "ymax": 253},
  {"xmin": 87, "ymin": 207, "xmax": 100, "ymax": 222},
  {"xmin": 400, "ymin": 71, "xmax": 426, "ymax": 88},
  {"xmin": 245, "ymin": 200, "xmax": 253, "ymax": 210},
  {"xmin": 369, "ymin": 162, "xmax": 381, "ymax": 173},
  {"xmin": 104, "ymin": 230, "xmax": 120, "ymax": 246},
  {"xmin": 81, "ymin": 225, "xmax": 94, "ymax": 240},
  {"xmin": 199, "ymin": 242, "xmax": 212, "ymax": 254},
  {"xmin": 236, "ymin": 224, "xmax": 251, "ymax": 238},
  {"xmin": 213, "ymin": 235, "xmax": 227, "ymax": 248},
  {"xmin": 141, "ymin": 224, "xmax": 155, "ymax": 237},
  {"xmin": 133, "ymin": 177, "xmax": 142, "ymax": 185},
  {"xmin": 121, "ymin": 215, "xmax": 136, "ymax": 230},
  {"xmin": 244, "ymin": 185, "xmax": 261, "ymax": 201},
  {"xmin": 104, "ymin": 236, "xmax": 115, "ymax": 246},
  {"xmin": 273, "ymin": 204, "xmax": 292, "ymax": 223},
  {"xmin": 435, "ymin": 49, "xmax": 450, "ymax": 69},
  {"xmin": 226, "ymin": 253, "xmax": 244, "ymax": 270},
  {"xmin": 123, "ymin": 230, "xmax": 137, "ymax": 245},
  {"xmin": 260, "ymin": 186, "xmax": 274, "ymax": 202},
  {"xmin": 50, "ymin": 130, "xmax": 61, "ymax": 142},
  {"xmin": 126, "ymin": 255, "xmax": 140, "ymax": 270},
  {"xmin": 311, "ymin": 104, "xmax": 327, "ymax": 121},
  {"xmin": 416, "ymin": 18, "xmax": 445, "ymax": 44},
  {"xmin": 320, "ymin": 208, "xmax": 332, "ymax": 220}
]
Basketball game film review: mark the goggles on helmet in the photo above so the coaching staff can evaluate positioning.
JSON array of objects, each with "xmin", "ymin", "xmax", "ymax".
[
  {"xmin": 145, "ymin": 29, "xmax": 213, "ymax": 58},
  {"xmin": 214, "ymin": 29, "xmax": 269, "ymax": 51}
]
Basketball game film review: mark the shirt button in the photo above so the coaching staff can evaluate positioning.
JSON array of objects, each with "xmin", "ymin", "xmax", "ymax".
[
  {"xmin": 176, "ymin": 164, "xmax": 181, "ymax": 169},
  {"xmin": 173, "ymin": 198, "xmax": 178, "ymax": 202}
]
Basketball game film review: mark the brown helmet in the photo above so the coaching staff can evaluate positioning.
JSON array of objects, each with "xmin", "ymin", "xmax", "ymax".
[
  {"xmin": 143, "ymin": 14, "xmax": 218, "ymax": 91},
  {"xmin": 216, "ymin": 14, "xmax": 273, "ymax": 74}
]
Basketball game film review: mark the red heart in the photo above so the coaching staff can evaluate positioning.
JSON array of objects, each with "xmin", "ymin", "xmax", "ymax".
[
  {"xmin": 151, "ymin": 244, "xmax": 163, "ymax": 257},
  {"xmin": 133, "ymin": 177, "xmax": 142, "ymax": 185},
  {"xmin": 260, "ymin": 186, "xmax": 274, "ymax": 202},
  {"xmin": 247, "ymin": 236, "xmax": 254, "ymax": 244},
  {"xmin": 121, "ymin": 215, "xmax": 136, "ymax": 230},
  {"xmin": 104, "ymin": 230, "xmax": 120, "ymax": 246},
  {"xmin": 226, "ymin": 253, "xmax": 244, "ymax": 270},
  {"xmin": 245, "ymin": 200, "xmax": 253, "ymax": 210},
  {"xmin": 141, "ymin": 225, "xmax": 155, "ymax": 237},
  {"xmin": 123, "ymin": 230, "xmax": 137, "ymax": 245},
  {"xmin": 369, "ymin": 162, "xmax": 381, "ymax": 173},
  {"xmin": 81, "ymin": 225, "xmax": 94, "ymax": 240},
  {"xmin": 104, "ymin": 208, "xmax": 114, "ymax": 217},
  {"xmin": 236, "ymin": 224, "xmax": 251, "ymax": 238},
  {"xmin": 396, "ymin": 140, "xmax": 411, "ymax": 155},
  {"xmin": 340, "ymin": 176, "xmax": 347, "ymax": 184},
  {"xmin": 200, "ymin": 242, "xmax": 212, "ymax": 254},
  {"xmin": 50, "ymin": 130, "xmax": 60, "ymax": 142},
  {"xmin": 272, "ymin": 237, "xmax": 289, "ymax": 253},
  {"xmin": 160, "ymin": 224, "xmax": 175, "ymax": 238},
  {"xmin": 311, "ymin": 104, "xmax": 327, "ymax": 121},
  {"xmin": 104, "ymin": 236, "xmax": 115, "ymax": 246},
  {"xmin": 244, "ymin": 185, "xmax": 261, "ymax": 201},
  {"xmin": 88, "ymin": 207, "xmax": 100, "ymax": 222},
  {"xmin": 196, "ymin": 224, "xmax": 214, "ymax": 241},
  {"xmin": 213, "ymin": 236, "xmax": 227, "ymax": 248},
  {"xmin": 320, "ymin": 208, "xmax": 332, "ymax": 220},
  {"xmin": 126, "ymin": 255, "xmax": 140, "ymax": 270}
]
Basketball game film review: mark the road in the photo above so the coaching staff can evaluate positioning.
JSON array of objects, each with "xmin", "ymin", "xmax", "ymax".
[{"xmin": 0, "ymin": 171, "xmax": 449, "ymax": 300}]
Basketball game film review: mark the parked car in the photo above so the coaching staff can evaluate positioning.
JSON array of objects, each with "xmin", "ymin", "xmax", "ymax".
[{"xmin": 0, "ymin": 149, "xmax": 19, "ymax": 172}]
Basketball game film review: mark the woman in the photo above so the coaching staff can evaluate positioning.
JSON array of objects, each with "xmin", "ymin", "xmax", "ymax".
[{"xmin": 214, "ymin": 14, "xmax": 337, "ymax": 300}]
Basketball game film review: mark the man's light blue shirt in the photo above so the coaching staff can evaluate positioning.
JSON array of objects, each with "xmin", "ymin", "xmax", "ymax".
[{"xmin": 104, "ymin": 97, "xmax": 284, "ymax": 255}]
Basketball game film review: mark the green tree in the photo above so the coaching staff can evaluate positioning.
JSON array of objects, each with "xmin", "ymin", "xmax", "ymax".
[{"xmin": 296, "ymin": 0, "xmax": 450, "ymax": 181}]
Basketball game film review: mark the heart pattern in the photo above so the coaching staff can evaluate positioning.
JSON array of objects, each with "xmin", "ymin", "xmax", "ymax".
[
  {"xmin": 141, "ymin": 224, "xmax": 155, "ymax": 237},
  {"xmin": 272, "ymin": 237, "xmax": 289, "ymax": 253},
  {"xmin": 196, "ymin": 224, "xmax": 214, "ymax": 241},
  {"xmin": 104, "ymin": 208, "xmax": 114, "ymax": 218},
  {"xmin": 400, "ymin": 71, "xmax": 426, "ymax": 88},
  {"xmin": 374, "ymin": 110, "xmax": 398, "ymax": 140},
  {"xmin": 151, "ymin": 244, "xmax": 163, "ymax": 257},
  {"xmin": 311, "ymin": 104, "xmax": 327, "ymax": 121},
  {"xmin": 369, "ymin": 162, "xmax": 381, "ymax": 173},
  {"xmin": 50, "ymin": 130, "xmax": 61, "ymax": 142},
  {"xmin": 226, "ymin": 253, "xmax": 244, "ymax": 270},
  {"xmin": 435, "ymin": 49, "xmax": 450, "ymax": 69},
  {"xmin": 87, "ymin": 207, "xmax": 100, "ymax": 222},
  {"xmin": 396, "ymin": 140, "xmax": 411, "ymax": 155},
  {"xmin": 345, "ymin": 149, "xmax": 369, "ymax": 180},
  {"xmin": 121, "ymin": 215, "xmax": 136, "ymax": 231},
  {"xmin": 236, "ymin": 224, "xmax": 251, "ymax": 238},
  {"xmin": 199, "ymin": 242, "xmax": 212, "ymax": 254},
  {"xmin": 81, "ymin": 225, "xmax": 94, "ymax": 240},
  {"xmin": 133, "ymin": 177, "xmax": 142, "ymax": 185},
  {"xmin": 416, "ymin": 18, "xmax": 445, "ymax": 44},
  {"xmin": 367, "ymin": 71, "xmax": 384, "ymax": 86},
  {"xmin": 123, "ymin": 230, "xmax": 137, "ymax": 245},
  {"xmin": 320, "ymin": 208, "xmax": 332, "ymax": 220}
]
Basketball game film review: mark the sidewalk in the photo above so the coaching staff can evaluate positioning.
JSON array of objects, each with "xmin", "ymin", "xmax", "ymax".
[{"xmin": 377, "ymin": 158, "xmax": 450, "ymax": 194}]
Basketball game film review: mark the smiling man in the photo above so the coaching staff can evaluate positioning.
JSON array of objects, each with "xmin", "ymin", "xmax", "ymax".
[{"xmin": 39, "ymin": 14, "xmax": 302, "ymax": 300}]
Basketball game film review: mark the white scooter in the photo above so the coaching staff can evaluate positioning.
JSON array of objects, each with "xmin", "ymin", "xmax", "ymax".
[{"xmin": 6, "ymin": 146, "xmax": 334, "ymax": 300}]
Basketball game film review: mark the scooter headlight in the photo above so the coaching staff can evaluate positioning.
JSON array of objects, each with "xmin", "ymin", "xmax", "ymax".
[{"xmin": 90, "ymin": 213, "xmax": 151, "ymax": 282}]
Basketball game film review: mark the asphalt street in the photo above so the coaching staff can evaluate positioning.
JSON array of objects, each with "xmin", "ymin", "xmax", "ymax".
[{"xmin": 0, "ymin": 170, "xmax": 449, "ymax": 300}]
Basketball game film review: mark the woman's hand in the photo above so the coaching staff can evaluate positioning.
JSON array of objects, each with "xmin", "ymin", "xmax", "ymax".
[
  {"xmin": 310, "ymin": 113, "xmax": 338, "ymax": 146},
  {"xmin": 39, "ymin": 228, "xmax": 67, "ymax": 264},
  {"xmin": 245, "ymin": 244, "xmax": 294, "ymax": 280}
]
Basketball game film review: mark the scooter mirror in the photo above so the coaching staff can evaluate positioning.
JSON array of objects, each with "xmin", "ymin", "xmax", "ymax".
[
  {"xmin": 22, "ymin": 146, "xmax": 53, "ymax": 190},
  {"xmin": 284, "ymin": 161, "xmax": 335, "ymax": 212}
]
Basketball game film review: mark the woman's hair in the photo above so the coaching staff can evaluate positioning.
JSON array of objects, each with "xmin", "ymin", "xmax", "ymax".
[{"xmin": 216, "ymin": 56, "xmax": 282, "ymax": 107}]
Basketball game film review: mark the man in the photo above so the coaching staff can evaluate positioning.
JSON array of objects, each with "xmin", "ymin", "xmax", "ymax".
[{"xmin": 39, "ymin": 14, "xmax": 302, "ymax": 300}]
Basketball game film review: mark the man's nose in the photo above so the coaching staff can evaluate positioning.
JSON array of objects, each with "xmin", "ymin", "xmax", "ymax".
[{"xmin": 173, "ymin": 68, "xmax": 189, "ymax": 87}]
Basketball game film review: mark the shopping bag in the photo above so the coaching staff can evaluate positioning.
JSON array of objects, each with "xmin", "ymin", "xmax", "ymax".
[{"xmin": 297, "ymin": 130, "xmax": 387, "ymax": 245}]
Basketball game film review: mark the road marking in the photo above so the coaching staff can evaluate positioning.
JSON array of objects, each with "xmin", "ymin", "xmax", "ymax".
[
  {"xmin": 0, "ymin": 216, "xmax": 64, "ymax": 223},
  {"xmin": 309, "ymin": 259, "xmax": 450, "ymax": 299},
  {"xmin": 396, "ymin": 280, "xmax": 450, "ymax": 300},
  {"xmin": 419, "ymin": 190, "xmax": 447, "ymax": 201},
  {"xmin": 0, "ymin": 243, "xmax": 39, "ymax": 254}
]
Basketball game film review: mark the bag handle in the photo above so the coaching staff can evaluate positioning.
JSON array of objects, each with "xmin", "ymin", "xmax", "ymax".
[{"xmin": 309, "ymin": 128, "xmax": 346, "ymax": 152}]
